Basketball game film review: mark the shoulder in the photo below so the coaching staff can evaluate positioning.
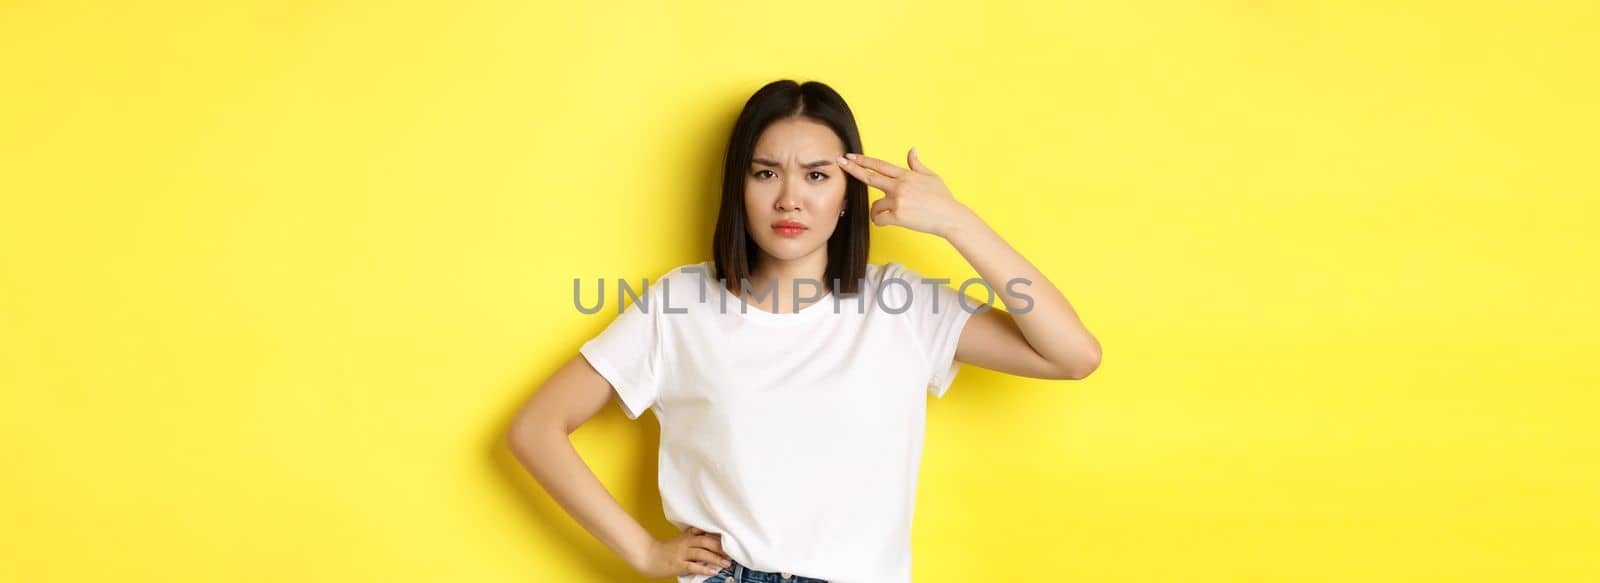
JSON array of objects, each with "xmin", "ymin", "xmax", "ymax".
[
  {"xmin": 865, "ymin": 262, "xmax": 888, "ymax": 283},
  {"xmin": 872, "ymin": 261, "xmax": 970, "ymax": 311},
  {"xmin": 874, "ymin": 261, "xmax": 945, "ymax": 288},
  {"xmin": 605, "ymin": 262, "xmax": 712, "ymax": 310},
  {"xmin": 656, "ymin": 261, "xmax": 714, "ymax": 283},
  {"xmin": 871, "ymin": 261, "xmax": 916, "ymax": 282},
  {"xmin": 620, "ymin": 261, "xmax": 711, "ymax": 288},
  {"xmin": 646, "ymin": 261, "xmax": 719, "ymax": 302},
  {"xmin": 867, "ymin": 261, "xmax": 937, "ymax": 306}
]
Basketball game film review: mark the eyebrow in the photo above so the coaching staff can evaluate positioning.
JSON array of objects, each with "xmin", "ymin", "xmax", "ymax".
[{"xmin": 752, "ymin": 157, "xmax": 835, "ymax": 169}]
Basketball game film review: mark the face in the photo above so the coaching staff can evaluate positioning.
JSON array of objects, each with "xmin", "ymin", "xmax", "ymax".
[{"xmin": 743, "ymin": 117, "xmax": 849, "ymax": 267}]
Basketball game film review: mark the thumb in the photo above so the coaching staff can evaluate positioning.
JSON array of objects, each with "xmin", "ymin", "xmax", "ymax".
[{"xmin": 872, "ymin": 210, "xmax": 899, "ymax": 227}]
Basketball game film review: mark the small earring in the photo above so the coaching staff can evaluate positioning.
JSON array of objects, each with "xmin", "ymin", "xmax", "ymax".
[{"xmin": 839, "ymin": 209, "xmax": 845, "ymax": 217}]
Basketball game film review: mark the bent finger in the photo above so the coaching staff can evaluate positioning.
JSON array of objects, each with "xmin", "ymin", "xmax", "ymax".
[
  {"xmin": 682, "ymin": 560, "xmax": 720, "ymax": 576},
  {"xmin": 689, "ymin": 547, "xmax": 730, "ymax": 567},
  {"xmin": 870, "ymin": 196, "xmax": 898, "ymax": 216}
]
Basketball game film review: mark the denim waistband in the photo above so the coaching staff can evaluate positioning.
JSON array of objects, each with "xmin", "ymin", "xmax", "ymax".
[{"xmin": 706, "ymin": 557, "xmax": 828, "ymax": 583}]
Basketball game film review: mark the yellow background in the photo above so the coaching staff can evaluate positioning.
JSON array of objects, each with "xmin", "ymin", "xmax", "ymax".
[{"xmin": 2, "ymin": 0, "xmax": 1596, "ymax": 581}]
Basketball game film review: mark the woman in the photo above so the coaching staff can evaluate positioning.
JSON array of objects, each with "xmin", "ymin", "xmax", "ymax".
[{"xmin": 505, "ymin": 79, "xmax": 1101, "ymax": 583}]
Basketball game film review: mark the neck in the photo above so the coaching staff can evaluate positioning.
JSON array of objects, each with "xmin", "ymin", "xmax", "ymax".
[{"xmin": 749, "ymin": 249, "xmax": 831, "ymax": 300}]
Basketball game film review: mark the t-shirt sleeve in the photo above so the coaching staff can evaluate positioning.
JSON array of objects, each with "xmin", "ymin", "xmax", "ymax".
[
  {"xmin": 578, "ymin": 277, "xmax": 668, "ymax": 420},
  {"xmin": 891, "ymin": 262, "xmax": 978, "ymax": 399}
]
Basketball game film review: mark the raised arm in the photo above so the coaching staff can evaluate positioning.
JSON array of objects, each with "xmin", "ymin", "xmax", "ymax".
[
  {"xmin": 836, "ymin": 148, "xmax": 1102, "ymax": 380},
  {"xmin": 940, "ymin": 209, "xmax": 1101, "ymax": 380}
]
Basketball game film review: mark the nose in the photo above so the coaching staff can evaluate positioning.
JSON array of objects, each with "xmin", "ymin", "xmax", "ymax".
[{"xmin": 775, "ymin": 190, "xmax": 800, "ymax": 212}]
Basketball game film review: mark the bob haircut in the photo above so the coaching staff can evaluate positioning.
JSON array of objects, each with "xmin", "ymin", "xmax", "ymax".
[{"xmin": 712, "ymin": 79, "xmax": 869, "ymax": 298}]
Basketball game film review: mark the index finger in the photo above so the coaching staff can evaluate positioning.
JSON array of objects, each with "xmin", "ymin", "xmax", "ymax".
[
  {"xmin": 836, "ymin": 157, "xmax": 894, "ymax": 191},
  {"xmin": 697, "ymin": 534, "xmax": 726, "ymax": 550},
  {"xmin": 844, "ymin": 153, "xmax": 907, "ymax": 179}
]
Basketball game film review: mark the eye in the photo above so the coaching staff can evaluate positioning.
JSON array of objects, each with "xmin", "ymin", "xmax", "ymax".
[
  {"xmin": 808, "ymin": 171, "xmax": 828, "ymax": 181},
  {"xmin": 753, "ymin": 169, "xmax": 775, "ymax": 179}
]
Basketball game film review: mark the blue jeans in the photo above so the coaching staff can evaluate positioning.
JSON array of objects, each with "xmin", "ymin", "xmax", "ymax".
[{"xmin": 703, "ymin": 557, "xmax": 828, "ymax": 583}]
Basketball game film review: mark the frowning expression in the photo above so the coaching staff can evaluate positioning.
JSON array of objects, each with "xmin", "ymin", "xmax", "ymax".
[{"xmin": 743, "ymin": 117, "xmax": 848, "ymax": 262}]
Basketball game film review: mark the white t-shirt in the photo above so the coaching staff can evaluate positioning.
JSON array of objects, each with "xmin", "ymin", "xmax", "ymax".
[{"xmin": 579, "ymin": 260, "xmax": 976, "ymax": 583}]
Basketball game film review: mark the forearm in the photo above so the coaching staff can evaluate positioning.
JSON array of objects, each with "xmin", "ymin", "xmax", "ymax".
[
  {"xmin": 506, "ymin": 423, "xmax": 655, "ymax": 570},
  {"xmin": 942, "ymin": 207, "xmax": 1102, "ymax": 377}
]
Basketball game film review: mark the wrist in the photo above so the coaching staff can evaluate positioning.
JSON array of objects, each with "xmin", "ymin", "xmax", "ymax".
[
  {"xmin": 939, "ymin": 204, "xmax": 983, "ymax": 242},
  {"xmin": 623, "ymin": 532, "xmax": 657, "ymax": 572}
]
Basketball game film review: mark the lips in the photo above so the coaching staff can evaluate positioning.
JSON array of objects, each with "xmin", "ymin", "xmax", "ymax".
[{"xmin": 772, "ymin": 220, "xmax": 807, "ymax": 237}]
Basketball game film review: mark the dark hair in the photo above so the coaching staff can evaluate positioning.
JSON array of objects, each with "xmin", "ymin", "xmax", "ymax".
[{"xmin": 712, "ymin": 79, "xmax": 869, "ymax": 297}]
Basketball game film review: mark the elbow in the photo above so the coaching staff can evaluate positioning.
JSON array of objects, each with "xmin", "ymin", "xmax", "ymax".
[
  {"xmin": 503, "ymin": 423, "xmax": 528, "ymax": 453},
  {"xmin": 1055, "ymin": 348, "xmax": 1102, "ymax": 381},
  {"xmin": 505, "ymin": 410, "xmax": 566, "ymax": 455},
  {"xmin": 504, "ymin": 416, "xmax": 544, "ymax": 454}
]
